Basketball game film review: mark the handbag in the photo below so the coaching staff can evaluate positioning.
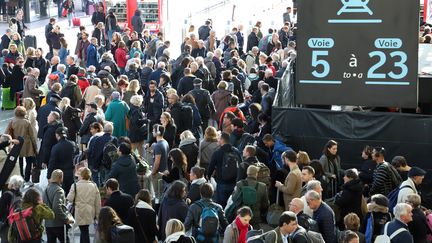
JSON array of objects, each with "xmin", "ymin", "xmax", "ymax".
[
  {"xmin": 62, "ymin": 8, "xmax": 67, "ymax": 17},
  {"xmin": 68, "ymin": 183, "xmax": 77, "ymax": 216}
]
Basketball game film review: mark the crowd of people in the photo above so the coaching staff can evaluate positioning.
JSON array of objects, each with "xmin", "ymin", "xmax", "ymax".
[{"xmin": 0, "ymin": 4, "xmax": 429, "ymax": 243}]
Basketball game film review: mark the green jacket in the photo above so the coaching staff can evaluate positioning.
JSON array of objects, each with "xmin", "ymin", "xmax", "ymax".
[
  {"xmin": 105, "ymin": 99, "xmax": 130, "ymax": 137},
  {"xmin": 8, "ymin": 202, "xmax": 55, "ymax": 241}
]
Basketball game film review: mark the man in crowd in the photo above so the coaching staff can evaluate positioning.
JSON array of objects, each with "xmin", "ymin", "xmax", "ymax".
[
  {"xmin": 265, "ymin": 211, "xmax": 309, "ymax": 243},
  {"xmin": 275, "ymin": 150, "xmax": 302, "ymax": 210},
  {"xmin": 184, "ymin": 183, "xmax": 229, "ymax": 241},
  {"xmin": 382, "ymin": 203, "xmax": 414, "ymax": 243},
  {"xmin": 48, "ymin": 127, "xmax": 77, "ymax": 195},
  {"xmin": 39, "ymin": 111, "xmax": 64, "ymax": 169},
  {"xmin": 397, "ymin": 167, "xmax": 426, "ymax": 203},
  {"xmin": 301, "ymin": 165, "xmax": 315, "ymax": 196},
  {"xmin": 104, "ymin": 178, "xmax": 134, "ymax": 222},
  {"xmin": 189, "ymin": 77, "xmax": 215, "ymax": 129},
  {"xmin": 207, "ymin": 132, "xmax": 242, "ymax": 208},
  {"xmin": 150, "ymin": 124, "xmax": 169, "ymax": 200},
  {"xmin": 144, "ymin": 80, "xmax": 164, "ymax": 127},
  {"xmin": 306, "ymin": 190, "xmax": 337, "ymax": 243},
  {"xmin": 370, "ymin": 147, "xmax": 397, "ymax": 196}
]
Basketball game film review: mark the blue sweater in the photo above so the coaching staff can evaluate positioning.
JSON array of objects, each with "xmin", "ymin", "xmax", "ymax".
[{"xmin": 313, "ymin": 202, "xmax": 337, "ymax": 243}]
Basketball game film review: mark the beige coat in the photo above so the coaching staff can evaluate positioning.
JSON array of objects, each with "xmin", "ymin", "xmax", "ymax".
[
  {"xmin": 83, "ymin": 85, "xmax": 101, "ymax": 104},
  {"xmin": 0, "ymin": 148, "xmax": 20, "ymax": 183},
  {"xmin": 279, "ymin": 166, "xmax": 302, "ymax": 210},
  {"xmin": 67, "ymin": 180, "xmax": 101, "ymax": 226},
  {"xmin": 9, "ymin": 117, "xmax": 38, "ymax": 157}
]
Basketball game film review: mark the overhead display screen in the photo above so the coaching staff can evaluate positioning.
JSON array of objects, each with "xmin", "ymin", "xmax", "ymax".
[{"xmin": 296, "ymin": 0, "xmax": 420, "ymax": 108}]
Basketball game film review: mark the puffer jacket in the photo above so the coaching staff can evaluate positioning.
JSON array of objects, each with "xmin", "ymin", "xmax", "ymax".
[
  {"xmin": 66, "ymin": 180, "xmax": 101, "ymax": 226},
  {"xmin": 334, "ymin": 178, "xmax": 364, "ymax": 227}
]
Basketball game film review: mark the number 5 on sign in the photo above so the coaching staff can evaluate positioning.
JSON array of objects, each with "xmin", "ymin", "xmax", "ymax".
[{"xmin": 311, "ymin": 50, "xmax": 330, "ymax": 78}]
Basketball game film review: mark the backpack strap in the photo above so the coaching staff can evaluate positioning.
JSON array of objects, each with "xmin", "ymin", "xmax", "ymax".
[
  {"xmin": 389, "ymin": 227, "xmax": 407, "ymax": 239},
  {"xmin": 383, "ymin": 222, "xmax": 389, "ymax": 235}
]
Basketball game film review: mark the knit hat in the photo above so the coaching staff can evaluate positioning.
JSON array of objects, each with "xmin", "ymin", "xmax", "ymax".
[
  {"xmin": 409, "ymin": 167, "xmax": 426, "ymax": 177},
  {"xmin": 247, "ymin": 165, "xmax": 260, "ymax": 177}
]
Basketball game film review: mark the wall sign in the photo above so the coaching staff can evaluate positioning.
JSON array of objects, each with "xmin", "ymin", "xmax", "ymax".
[{"xmin": 296, "ymin": 0, "xmax": 420, "ymax": 108}]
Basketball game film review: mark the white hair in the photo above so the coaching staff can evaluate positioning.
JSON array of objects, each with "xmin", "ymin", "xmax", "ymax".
[
  {"xmin": 206, "ymin": 52, "xmax": 214, "ymax": 59},
  {"xmin": 196, "ymin": 56, "xmax": 204, "ymax": 65},
  {"xmin": 157, "ymin": 62, "xmax": 166, "ymax": 69},
  {"xmin": 306, "ymin": 180, "xmax": 321, "ymax": 191},
  {"xmin": 305, "ymin": 190, "xmax": 320, "ymax": 200},
  {"xmin": 130, "ymin": 95, "xmax": 143, "ymax": 107},
  {"xmin": 146, "ymin": 59, "xmax": 154, "ymax": 67},
  {"xmin": 252, "ymin": 46, "xmax": 259, "ymax": 52},
  {"xmin": 57, "ymin": 64, "xmax": 66, "ymax": 72},
  {"xmin": 265, "ymin": 69, "xmax": 273, "ymax": 76},
  {"xmin": 163, "ymin": 48, "xmax": 170, "ymax": 56},
  {"xmin": 8, "ymin": 175, "xmax": 24, "ymax": 190},
  {"xmin": 103, "ymin": 121, "xmax": 114, "ymax": 133},
  {"xmin": 394, "ymin": 203, "xmax": 412, "ymax": 220},
  {"xmin": 214, "ymin": 48, "xmax": 223, "ymax": 57}
]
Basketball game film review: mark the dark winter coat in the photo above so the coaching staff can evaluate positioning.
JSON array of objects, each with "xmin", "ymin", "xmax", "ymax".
[
  {"xmin": 61, "ymin": 105, "xmax": 82, "ymax": 141},
  {"xmin": 48, "ymin": 137, "xmax": 77, "ymax": 194},
  {"xmin": 34, "ymin": 57, "xmax": 50, "ymax": 84},
  {"xmin": 384, "ymin": 219, "xmax": 414, "ymax": 243},
  {"xmin": 107, "ymin": 154, "xmax": 140, "ymax": 197},
  {"xmin": 37, "ymin": 101, "xmax": 61, "ymax": 138},
  {"xmin": 125, "ymin": 201, "xmax": 159, "ymax": 243},
  {"xmin": 207, "ymin": 144, "xmax": 242, "ymax": 185},
  {"xmin": 91, "ymin": 11, "xmax": 106, "ymax": 26},
  {"xmin": 186, "ymin": 178, "xmax": 207, "ymax": 204},
  {"xmin": 246, "ymin": 32, "xmax": 259, "ymax": 52},
  {"xmin": 39, "ymin": 120, "xmax": 63, "ymax": 165},
  {"xmin": 179, "ymin": 138, "xmax": 199, "ymax": 171},
  {"xmin": 177, "ymin": 75, "xmax": 196, "ymax": 96},
  {"xmin": 189, "ymin": 87, "xmax": 215, "ymax": 120},
  {"xmin": 408, "ymin": 207, "xmax": 429, "ymax": 243},
  {"xmin": 313, "ymin": 202, "xmax": 337, "ymax": 243},
  {"xmin": 105, "ymin": 190, "xmax": 134, "ymax": 223},
  {"xmin": 79, "ymin": 111, "xmax": 100, "ymax": 144},
  {"xmin": 131, "ymin": 11, "xmax": 144, "ymax": 34},
  {"xmin": 128, "ymin": 105, "xmax": 148, "ymax": 143},
  {"xmin": 48, "ymin": 32, "xmax": 64, "ymax": 49},
  {"xmin": 334, "ymin": 178, "xmax": 364, "ymax": 227},
  {"xmin": 158, "ymin": 197, "xmax": 188, "ymax": 240},
  {"xmin": 88, "ymin": 133, "xmax": 118, "ymax": 169},
  {"xmin": 9, "ymin": 65, "xmax": 25, "ymax": 100},
  {"xmin": 143, "ymin": 89, "xmax": 164, "ymax": 125}
]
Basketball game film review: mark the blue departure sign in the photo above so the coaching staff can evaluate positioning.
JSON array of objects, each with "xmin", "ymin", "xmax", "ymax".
[{"xmin": 296, "ymin": 0, "xmax": 419, "ymax": 107}]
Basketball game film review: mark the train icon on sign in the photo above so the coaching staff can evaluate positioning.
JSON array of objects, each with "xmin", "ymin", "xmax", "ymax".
[{"xmin": 337, "ymin": 0, "xmax": 373, "ymax": 15}]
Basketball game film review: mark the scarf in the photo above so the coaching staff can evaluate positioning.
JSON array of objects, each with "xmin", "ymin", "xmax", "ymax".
[{"xmin": 235, "ymin": 216, "xmax": 249, "ymax": 243}]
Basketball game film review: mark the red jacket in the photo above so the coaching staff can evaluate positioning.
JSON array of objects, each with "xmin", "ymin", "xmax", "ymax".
[
  {"xmin": 115, "ymin": 47, "xmax": 127, "ymax": 68},
  {"xmin": 77, "ymin": 77, "xmax": 90, "ymax": 94},
  {"xmin": 219, "ymin": 106, "xmax": 246, "ymax": 130}
]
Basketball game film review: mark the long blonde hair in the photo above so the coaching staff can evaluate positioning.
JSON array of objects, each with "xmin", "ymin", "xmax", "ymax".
[{"xmin": 165, "ymin": 219, "xmax": 185, "ymax": 238}]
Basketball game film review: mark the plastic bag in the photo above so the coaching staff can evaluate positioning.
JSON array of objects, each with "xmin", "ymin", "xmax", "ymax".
[{"xmin": 39, "ymin": 169, "xmax": 48, "ymax": 191}]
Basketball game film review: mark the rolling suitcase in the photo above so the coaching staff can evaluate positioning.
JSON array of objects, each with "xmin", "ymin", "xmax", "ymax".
[
  {"xmin": 1, "ymin": 87, "xmax": 16, "ymax": 110},
  {"xmin": 24, "ymin": 35, "xmax": 37, "ymax": 49},
  {"xmin": 72, "ymin": 17, "xmax": 81, "ymax": 27}
]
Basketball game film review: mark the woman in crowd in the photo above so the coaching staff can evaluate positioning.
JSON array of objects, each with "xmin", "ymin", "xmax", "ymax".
[
  {"xmin": 159, "ymin": 73, "xmax": 172, "ymax": 109},
  {"xmin": 158, "ymin": 180, "xmax": 188, "ymax": 240},
  {"xmin": 59, "ymin": 37, "xmax": 69, "ymax": 65},
  {"xmin": 34, "ymin": 48, "xmax": 50, "ymax": 84},
  {"xmin": 95, "ymin": 206, "xmax": 122, "ymax": 243},
  {"xmin": 223, "ymin": 206, "xmax": 253, "ymax": 243},
  {"xmin": 9, "ymin": 106, "xmax": 38, "ymax": 182},
  {"xmin": 186, "ymin": 166, "xmax": 207, "ymax": 204},
  {"xmin": 9, "ymin": 55, "xmax": 25, "ymax": 101},
  {"xmin": 128, "ymin": 95, "xmax": 147, "ymax": 156},
  {"xmin": 246, "ymin": 103, "xmax": 261, "ymax": 135},
  {"xmin": 406, "ymin": 194, "xmax": 428, "ymax": 243},
  {"xmin": 211, "ymin": 81, "xmax": 232, "ymax": 124},
  {"xmin": 309, "ymin": 160, "xmax": 329, "ymax": 200},
  {"xmin": 129, "ymin": 41, "xmax": 145, "ymax": 61},
  {"xmin": 198, "ymin": 126, "xmax": 219, "ymax": 171},
  {"xmin": 115, "ymin": 41, "xmax": 127, "ymax": 74},
  {"xmin": 24, "ymin": 47, "xmax": 36, "ymax": 69},
  {"xmin": 164, "ymin": 219, "xmax": 195, "ymax": 243},
  {"xmin": 67, "ymin": 167, "xmax": 101, "ymax": 243},
  {"xmin": 100, "ymin": 78, "xmax": 115, "ymax": 102},
  {"xmin": 319, "ymin": 139, "xmax": 342, "ymax": 198},
  {"xmin": 334, "ymin": 168, "xmax": 364, "ymax": 229},
  {"xmin": 359, "ymin": 145, "xmax": 376, "ymax": 196},
  {"xmin": 0, "ymin": 175, "xmax": 24, "ymax": 242},
  {"xmin": 163, "ymin": 148, "xmax": 188, "ymax": 184},
  {"xmin": 8, "ymin": 187, "xmax": 55, "ymax": 243},
  {"xmin": 179, "ymin": 130, "xmax": 198, "ymax": 171},
  {"xmin": 123, "ymin": 79, "xmax": 140, "ymax": 107},
  {"xmin": 126, "ymin": 189, "xmax": 159, "ymax": 243},
  {"xmin": 158, "ymin": 112, "xmax": 177, "ymax": 149},
  {"xmin": 22, "ymin": 98, "xmax": 38, "ymax": 139},
  {"xmin": 63, "ymin": 0, "xmax": 75, "ymax": 28},
  {"xmin": 59, "ymin": 97, "xmax": 82, "ymax": 142},
  {"xmin": 339, "ymin": 213, "xmax": 365, "ymax": 243},
  {"xmin": 297, "ymin": 151, "xmax": 310, "ymax": 170},
  {"xmin": 9, "ymin": 33, "xmax": 25, "ymax": 57},
  {"xmin": 105, "ymin": 91, "xmax": 130, "ymax": 137}
]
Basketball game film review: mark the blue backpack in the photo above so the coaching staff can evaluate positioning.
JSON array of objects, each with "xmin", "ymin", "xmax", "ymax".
[
  {"xmin": 387, "ymin": 185, "xmax": 413, "ymax": 214},
  {"xmin": 196, "ymin": 201, "xmax": 219, "ymax": 241}
]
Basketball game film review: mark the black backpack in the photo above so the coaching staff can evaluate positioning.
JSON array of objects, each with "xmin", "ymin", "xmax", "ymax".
[
  {"xmin": 179, "ymin": 104, "xmax": 193, "ymax": 132},
  {"xmin": 102, "ymin": 138, "xmax": 118, "ymax": 169},
  {"xmin": 221, "ymin": 149, "xmax": 240, "ymax": 181},
  {"xmin": 237, "ymin": 133, "xmax": 256, "ymax": 152},
  {"xmin": 111, "ymin": 224, "xmax": 135, "ymax": 243},
  {"xmin": 61, "ymin": 84, "xmax": 77, "ymax": 107}
]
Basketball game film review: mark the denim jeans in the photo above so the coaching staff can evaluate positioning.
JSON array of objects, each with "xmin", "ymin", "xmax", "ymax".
[
  {"xmin": 215, "ymin": 182, "xmax": 235, "ymax": 208},
  {"xmin": 67, "ymin": 13, "xmax": 72, "ymax": 26}
]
